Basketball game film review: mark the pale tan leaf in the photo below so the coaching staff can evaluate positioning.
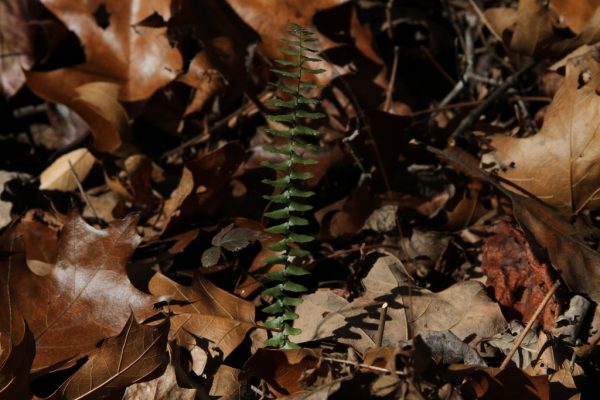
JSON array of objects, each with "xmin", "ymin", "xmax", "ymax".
[
  {"xmin": 294, "ymin": 255, "xmax": 506, "ymax": 353},
  {"xmin": 484, "ymin": 47, "xmax": 600, "ymax": 214},
  {"xmin": 39, "ymin": 148, "xmax": 96, "ymax": 192}
]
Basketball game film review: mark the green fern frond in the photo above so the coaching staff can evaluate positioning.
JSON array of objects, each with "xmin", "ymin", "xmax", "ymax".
[{"xmin": 261, "ymin": 23, "xmax": 326, "ymax": 348}]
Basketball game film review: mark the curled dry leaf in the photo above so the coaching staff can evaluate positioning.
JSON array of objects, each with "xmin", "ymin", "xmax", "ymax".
[
  {"xmin": 50, "ymin": 315, "xmax": 169, "ymax": 400},
  {"xmin": 8, "ymin": 212, "xmax": 157, "ymax": 371},
  {"xmin": 39, "ymin": 147, "xmax": 96, "ymax": 191},
  {"xmin": 294, "ymin": 255, "xmax": 506, "ymax": 353},
  {"xmin": 144, "ymin": 143, "xmax": 245, "ymax": 239},
  {"xmin": 148, "ymin": 272, "xmax": 255, "ymax": 358},
  {"xmin": 26, "ymin": 79, "xmax": 131, "ymax": 153},
  {"xmin": 483, "ymin": 47, "xmax": 600, "ymax": 214}
]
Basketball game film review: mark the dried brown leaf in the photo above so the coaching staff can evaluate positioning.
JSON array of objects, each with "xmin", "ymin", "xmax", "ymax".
[
  {"xmin": 0, "ymin": 244, "xmax": 35, "ymax": 400},
  {"xmin": 294, "ymin": 255, "xmax": 506, "ymax": 353},
  {"xmin": 50, "ymin": 315, "xmax": 169, "ymax": 400},
  {"xmin": 28, "ymin": 0, "xmax": 181, "ymax": 102},
  {"xmin": 8, "ymin": 212, "xmax": 156, "ymax": 371},
  {"xmin": 122, "ymin": 363, "xmax": 196, "ymax": 400},
  {"xmin": 551, "ymin": 0, "xmax": 600, "ymax": 33},
  {"xmin": 484, "ymin": 47, "xmax": 600, "ymax": 214},
  {"xmin": 148, "ymin": 272, "xmax": 255, "ymax": 358}
]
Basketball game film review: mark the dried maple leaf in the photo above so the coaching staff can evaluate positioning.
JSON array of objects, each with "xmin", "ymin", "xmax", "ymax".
[
  {"xmin": 294, "ymin": 254, "xmax": 506, "ymax": 353},
  {"xmin": 484, "ymin": 47, "xmax": 600, "ymax": 214},
  {"xmin": 148, "ymin": 272, "xmax": 256, "ymax": 358},
  {"xmin": 49, "ymin": 315, "xmax": 169, "ymax": 399},
  {"xmin": 7, "ymin": 212, "xmax": 157, "ymax": 371}
]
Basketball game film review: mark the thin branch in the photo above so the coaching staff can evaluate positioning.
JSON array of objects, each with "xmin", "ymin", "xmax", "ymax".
[
  {"xmin": 467, "ymin": 0, "xmax": 503, "ymax": 43},
  {"xmin": 68, "ymin": 160, "xmax": 99, "ymax": 220},
  {"xmin": 320, "ymin": 356, "xmax": 409, "ymax": 376},
  {"xmin": 384, "ymin": 47, "xmax": 400, "ymax": 112},
  {"xmin": 448, "ymin": 59, "xmax": 536, "ymax": 143},
  {"xmin": 499, "ymin": 281, "xmax": 561, "ymax": 370},
  {"xmin": 376, "ymin": 302, "xmax": 389, "ymax": 347}
]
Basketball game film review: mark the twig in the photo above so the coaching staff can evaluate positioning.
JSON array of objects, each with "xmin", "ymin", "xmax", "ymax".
[
  {"xmin": 420, "ymin": 45, "xmax": 456, "ymax": 85},
  {"xmin": 384, "ymin": 46, "xmax": 400, "ymax": 112},
  {"xmin": 499, "ymin": 281, "xmax": 561, "ymax": 370},
  {"xmin": 467, "ymin": 0, "xmax": 503, "ymax": 42},
  {"xmin": 385, "ymin": 0, "xmax": 395, "ymax": 39},
  {"xmin": 376, "ymin": 302, "xmax": 389, "ymax": 347},
  {"xmin": 68, "ymin": 160, "xmax": 99, "ymax": 220},
  {"xmin": 448, "ymin": 60, "xmax": 536, "ymax": 143},
  {"xmin": 320, "ymin": 356, "xmax": 409, "ymax": 376}
]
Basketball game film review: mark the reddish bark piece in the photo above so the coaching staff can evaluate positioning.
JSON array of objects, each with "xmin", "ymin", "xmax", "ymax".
[
  {"xmin": 51, "ymin": 315, "xmax": 169, "ymax": 399},
  {"xmin": 482, "ymin": 222, "xmax": 559, "ymax": 330},
  {"xmin": 8, "ymin": 212, "xmax": 156, "ymax": 371}
]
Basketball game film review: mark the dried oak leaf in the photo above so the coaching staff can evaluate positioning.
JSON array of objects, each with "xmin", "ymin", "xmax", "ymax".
[
  {"xmin": 0, "ymin": 0, "xmax": 35, "ymax": 98},
  {"xmin": 148, "ymin": 272, "xmax": 255, "ymax": 358},
  {"xmin": 0, "ymin": 247, "xmax": 35, "ymax": 400},
  {"xmin": 8, "ymin": 212, "xmax": 157, "ymax": 371},
  {"xmin": 14, "ymin": 211, "xmax": 59, "ymax": 276},
  {"xmin": 27, "ymin": 0, "xmax": 181, "ymax": 102},
  {"xmin": 0, "ymin": 317, "xmax": 34, "ymax": 400},
  {"xmin": 294, "ymin": 255, "xmax": 506, "ymax": 353},
  {"xmin": 483, "ymin": 47, "xmax": 600, "ymax": 214},
  {"xmin": 484, "ymin": 0, "xmax": 600, "ymax": 58},
  {"xmin": 49, "ymin": 314, "xmax": 169, "ymax": 400}
]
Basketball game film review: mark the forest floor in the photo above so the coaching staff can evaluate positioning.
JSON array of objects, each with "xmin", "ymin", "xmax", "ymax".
[{"xmin": 2, "ymin": 0, "xmax": 600, "ymax": 399}]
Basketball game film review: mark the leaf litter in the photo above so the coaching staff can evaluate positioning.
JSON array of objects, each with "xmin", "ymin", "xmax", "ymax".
[{"xmin": 1, "ymin": 0, "xmax": 600, "ymax": 398}]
